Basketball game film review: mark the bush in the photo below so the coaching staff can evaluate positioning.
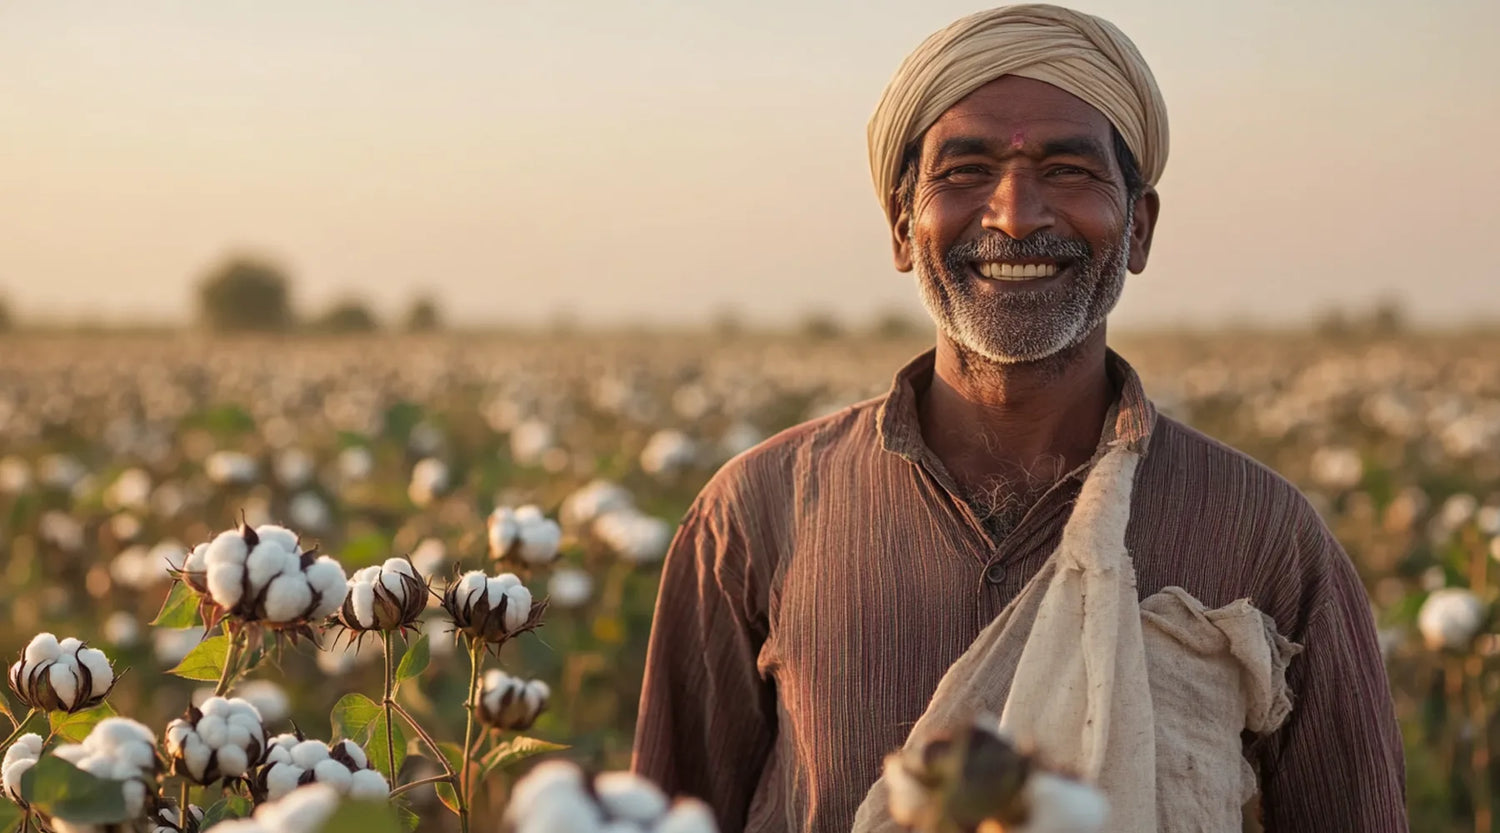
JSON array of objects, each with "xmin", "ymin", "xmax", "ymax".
[
  {"xmin": 314, "ymin": 299, "xmax": 381, "ymax": 334},
  {"xmin": 403, "ymin": 296, "xmax": 442, "ymax": 333},
  {"xmin": 197, "ymin": 256, "xmax": 294, "ymax": 332},
  {"xmin": 0, "ymin": 295, "xmax": 12, "ymax": 332}
]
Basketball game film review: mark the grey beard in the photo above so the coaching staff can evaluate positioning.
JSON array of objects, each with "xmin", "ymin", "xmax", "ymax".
[{"xmin": 913, "ymin": 209, "xmax": 1132, "ymax": 365}]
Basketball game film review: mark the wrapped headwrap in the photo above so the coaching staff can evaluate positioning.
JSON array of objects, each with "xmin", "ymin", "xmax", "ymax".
[{"xmin": 867, "ymin": 4, "xmax": 1169, "ymax": 225}]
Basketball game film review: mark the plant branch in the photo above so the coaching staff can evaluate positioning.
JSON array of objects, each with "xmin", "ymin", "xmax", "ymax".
[
  {"xmin": 389, "ymin": 701, "xmax": 452, "ymax": 778},
  {"xmin": 382, "ymin": 631, "xmax": 398, "ymax": 782},
  {"xmin": 458, "ymin": 638, "xmax": 483, "ymax": 833},
  {"xmin": 213, "ymin": 629, "xmax": 247, "ymax": 697},
  {"xmin": 1, "ymin": 708, "xmax": 39, "ymax": 750}
]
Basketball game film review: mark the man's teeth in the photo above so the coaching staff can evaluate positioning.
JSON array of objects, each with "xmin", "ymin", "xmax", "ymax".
[{"xmin": 977, "ymin": 262, "xmax": 1060, "ymax": 280}]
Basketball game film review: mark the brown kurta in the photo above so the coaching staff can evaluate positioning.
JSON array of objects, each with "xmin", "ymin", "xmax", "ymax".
[{"xmin": 632, "ymin": 348, "xmax": 1407, "ymax": 833}]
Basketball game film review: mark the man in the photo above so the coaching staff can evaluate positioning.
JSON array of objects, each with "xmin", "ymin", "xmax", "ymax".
[{"xmin": 633, "ymin": 5, "xmax": 1407, "ymax": 832}]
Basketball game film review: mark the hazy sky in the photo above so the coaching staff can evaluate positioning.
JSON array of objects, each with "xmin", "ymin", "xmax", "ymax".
[{"xmin": 2, "ymin": 0, "xmax": 1497, "ymax": 327}]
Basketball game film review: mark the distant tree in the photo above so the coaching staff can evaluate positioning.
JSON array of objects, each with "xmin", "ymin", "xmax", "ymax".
[
  {"xmin": 0, "ymin": 294, "xmax": 12, "ymax": 332},
  {"xmin": 196, "ymin": 255, "xmax": 294, "ymax": 332},
  {"xmin": 403, "ymin": 295, "xmax": 442, "ymax": 332},
  {"xmin": 313, "ymin": 299, "xmax": 381, "ymax": 333},
  {"xmin": 1369, "ymin": 297, "xmax": 1406, "ymax": 337},
  {"xmin": 711, "ymin": 305, "xmax": 746, "ymax": 338}
]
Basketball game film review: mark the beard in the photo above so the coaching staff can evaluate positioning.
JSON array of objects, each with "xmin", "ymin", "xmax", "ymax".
[{"xmin": 912, "ymin": 210, "xmax": 1132, "ymax": 366}]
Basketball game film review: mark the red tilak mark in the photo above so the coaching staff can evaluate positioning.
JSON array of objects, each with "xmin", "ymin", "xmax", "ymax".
[{"xmin": 1009, "ymin": 130, "xmax": 1028, "ymax": 149}]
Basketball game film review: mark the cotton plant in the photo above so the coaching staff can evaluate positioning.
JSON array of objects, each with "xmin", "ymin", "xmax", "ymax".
[
  {"xmin": 487, "ymin": 505, "xmax": 563, "ymax": 566},
  {"xmin": 251, "ymin": 734, "xmax": 389, "ymax": 802},
  {"xmin": 503, "ymin": 761, "xmax": 718, "ymax": 833},
  {"xmin": 177, "ymin": 522, "xmax": 347, "ymax": 634},
  {"xmin": 882, "ymin": 716, "xmax": 1107, "ymax": 833},
  {"xmin": 49, "ymin": 718, "xmax": 161, "ymax": 833},
  {"xmin": 164, "ymin": 696, "xmax": 268, "ymax": 786}
]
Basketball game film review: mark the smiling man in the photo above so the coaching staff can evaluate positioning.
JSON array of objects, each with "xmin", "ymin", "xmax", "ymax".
[{"xmin": 632, "ymin": 5, "xmax": 1407, "ymax": 833}]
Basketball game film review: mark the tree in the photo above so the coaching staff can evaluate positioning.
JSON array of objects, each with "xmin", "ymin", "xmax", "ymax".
[
  {"xmin": 0, "ymin": 294, "xmax": 12, "ymax": 332},
  {"xmin": 313, "ymin": 299, "xmax": 380, "ymax": 333},
  {"xmin": 403, "ymin": 295, "xmax": 442, "ymax": 332},
  {"xmin": 196, "ymin": 255, "xmax": 294, "ymax": 332}
]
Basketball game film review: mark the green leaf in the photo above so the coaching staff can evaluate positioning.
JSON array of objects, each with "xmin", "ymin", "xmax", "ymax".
[
  {"xmin": 433, "ymin": 741, "xmax": 465, "ymax": 815},
  {"xmin": 48, "ymin": 703, "xmax": 117, "ymax": 743},
  {"xmin": 168, "ymin": 635, "xmax": 230, "ymax": 682},
  {"xmin": 329, "ymin": 693, "xmax": 381, "ymax": 743},
  {"xmin": 0, "ymin": 800, "xmax": 21, "ymax": 832},
  {"xmin": 318, "ymin": 798, "xmax": 404, "ymax": 833},
  {"xmin": 199, "ymin": 795, "xmax": 253, "ymax": 828},
  {"xmin": 366, "ymin": 712, "xmax": 406, "ymax": 782},
  {"xmin": 341, "ymin": 533, "xmax": 390, "ymax": 569},
  {"xmin": 19, "ymin": 755, "xmax": 129, "ymax": 823},
  {"xmin": 394, "ymin": 634, "xmax": 430, "ymax": 686},
  {"xmin": 394, "ymin": 805, "xmax": 421, "ymax": 833},
  {"xmin": 478, "ymin": 736, "xmax": 568, "ymax": 781},
  {"xmin": 151, "ymin": 581, "xmax": 204, "ymax": 629}
]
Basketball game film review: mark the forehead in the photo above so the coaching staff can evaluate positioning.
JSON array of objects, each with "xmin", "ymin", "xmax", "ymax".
[{"xmin": 922, "ymin": 75, "xmax": 1114, "ymax": 152}]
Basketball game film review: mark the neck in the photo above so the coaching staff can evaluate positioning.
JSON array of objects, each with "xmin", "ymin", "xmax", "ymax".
[{"xmin": 918, "ymin": 326, "xmax": 1114, "ymax": 495}]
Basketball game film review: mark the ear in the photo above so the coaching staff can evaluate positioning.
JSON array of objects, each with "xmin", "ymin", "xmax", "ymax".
[
  {"xmin": 1127, "ymin": 186, "xmax": 1161, "ymax": 274},
  {"xmin": 890, "ymin": 194, "xmax": 914, "ymax": 273}
]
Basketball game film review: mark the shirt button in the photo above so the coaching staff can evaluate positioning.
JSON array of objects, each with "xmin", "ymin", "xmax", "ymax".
[{"xmin": 985, "ymin": 563, "xmax": 1005, "ymax": 584}]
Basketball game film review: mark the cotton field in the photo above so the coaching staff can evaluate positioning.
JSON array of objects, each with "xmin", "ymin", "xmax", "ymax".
[{"xmin": 0, "ymin": 330, "xmax": 1496, "ymax": 832}]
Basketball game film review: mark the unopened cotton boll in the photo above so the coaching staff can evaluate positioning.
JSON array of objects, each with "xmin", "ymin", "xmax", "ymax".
[
  {"xmin": 443, "ymin": 570, "xmax": 544, "ymax": 645},
  {"xmin": 336, "ymin": 557, "xmax": 426, "ymax": 632},
  {"xmin": 1419, "ymin": 588, "xmax": 1486, "ymax": 651},
  {"xmin": 8, "ymin": 632, "xmax": 116, "ymax": 713},
  {"xmin": 476, "ymin": 669, "xmax": 550, "ymax": 731}
]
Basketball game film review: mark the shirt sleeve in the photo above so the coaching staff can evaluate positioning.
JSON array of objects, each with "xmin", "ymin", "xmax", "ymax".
[
  {"xmin": 631, "ymin": 496, "xmax": 778, "ymax": 833},
  {"xmin": 1257, "ymin": 521, "xmax": 1409, "ymax": 832}
]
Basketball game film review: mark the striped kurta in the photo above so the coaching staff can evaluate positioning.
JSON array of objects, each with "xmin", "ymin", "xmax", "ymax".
[{"xmin": 632, "ymin": 348, "xmax": 1407, "ymax": 833}]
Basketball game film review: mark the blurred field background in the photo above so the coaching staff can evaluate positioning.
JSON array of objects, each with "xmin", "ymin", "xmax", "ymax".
[{"xmin": 2, "ymin": 303, "xmax": 1499, "ymax": 829}]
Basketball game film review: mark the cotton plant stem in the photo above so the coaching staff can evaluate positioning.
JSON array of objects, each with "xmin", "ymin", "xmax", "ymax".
[
  {"xmin": 389, "ymin": 701, "xmax": 453, "ymax": 778},
  {"xmin": 213, "ymin": 630, "xmax": 246, "ymax": 697},
  {"xmin": 458, "ymin": 639, "xmax": 484, "ymax": 833},
  {"xmin": 382, "ymin": 631, "xmax": 398, "ymax": 781},
  {"xmin": 0, "ymin": 709, "xmax": 39, "ymax": 749},
  {"xmin": 180, "ymin": 780, "xmax": 191, "ymax": 829},
  {"xmin": 1466, "ymin": 655, "xmax": 1492, "ymax": 833}
]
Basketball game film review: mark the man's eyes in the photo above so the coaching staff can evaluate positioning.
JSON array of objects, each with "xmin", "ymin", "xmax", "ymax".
[{"xmin": 934, "ymin": 163, "xmax": 1096, "ymax": 181}]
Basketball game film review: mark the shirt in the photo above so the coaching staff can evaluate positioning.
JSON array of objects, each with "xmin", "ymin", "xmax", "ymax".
[{"xmin": 632, "ymin": 348, "xmax": 1407, "ymax": 833}]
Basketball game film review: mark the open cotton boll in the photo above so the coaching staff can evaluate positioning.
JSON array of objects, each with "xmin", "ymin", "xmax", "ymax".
[
  {"xmin": 348, "ymin": 768, "xmax": 390, "ymax": 799},
  {"xmin": 595, "ymin": 509, "xmax": 673, "ymax": 565},
  {"xmin": 489, "ymin": 508, "xmax": 520, "ymax": 557},
  {"xmin": 24, "ymin": 632, "xmax": 61, "ymax": 664},
  {"xmin": 1, "ymin": 733, "xmax": 43, "ymax": 800},
  {"xmin": 548, "ymin": 568, "xmax": 594, "ymax": 609},
  {"xmin": 502, "ymin": 585, "xmax": 534, "ymax": 633},
  {"xmin": 1018, "ymin": 772, "xmax": 1108, "ymax": 833},
  {"xmin": 594, "ymin": 771, "xmax": 670, "ymax": 823},
  {"xmin": 656, "ymin": 799, "xmax": 719, "ymax": 833},
  {"xmin": 305, "ymin": 557, "xmax": 350, "ymax": 619},
  {"xmin": 77, "ymin": 648, "xmax": 114, "ymax": 698},
  {"xmin": 251, "ymin": 783, "xmax": 342, "ymax": 832},
  {"xmin": 559, "ymin": 480, "xmax": 635, "ymax": 531},
  {"xmin": 517, "ymin": 515, "xmax": 563, "ymax": 565},
  {"xmin": 264, "ymin": 574, "xmax": 314, "ymax": 623},
  {"xmin": 640, "ymin": 429, "xmax": 698, "ymax": 477},
  {"xmin": 1419, "ymin": 588, "xmax": 1486, "ymax": 651},
  {"xmin": 246, "ymin": 542, "xmax": 298, "ymax": 590}
]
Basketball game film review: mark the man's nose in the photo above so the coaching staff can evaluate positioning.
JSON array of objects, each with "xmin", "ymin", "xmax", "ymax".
[{"xmin": 982, "ymin": 171, "xmax": 1055, "ymax": 241}]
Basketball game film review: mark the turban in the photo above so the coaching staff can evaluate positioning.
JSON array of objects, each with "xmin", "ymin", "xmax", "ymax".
[{"xmin": 867, "ymin": 4, "xmax": 1169, "ymax": 226}]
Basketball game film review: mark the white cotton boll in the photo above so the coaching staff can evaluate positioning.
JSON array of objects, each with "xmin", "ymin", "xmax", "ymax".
[
  {"xmin": 48, "ymin": 661, "xmax": 81, "ymax": 708},
  {"xmin": 455, "ymin": 570, "xmax": 487, "ymax": 603},
  {"xmin": 350, "ymin": 581, "xmax": 377, "ymax": 628},
  {"xmin": 254, "ymin": 525, "xmax": 301, "ymax": 553},
  {"xmin": 379, "ymin": 568, "xmax": 409, "ymax": 599},
  {"xmin": 263, "ymin": 573, "xmax": 314, "ymax": 623},
  {"xmin": 335, "ymin": 739, "xmax": 368, "ymax": 769},
  {"xmin": 353, "ymin": 566, "xmax": 381, "ymax": 583},
  {"xmin": 205, "ymin": 530, "xmax": 251, "ymax": 568},
  {"xmin": 548, "ymin": 568, "xmax": 594, "ymax": 609},
  {"xmin": 348, "ymin": 768, "xmax": 390, "ymax": 799},
  {"xmin": 313, "ymin": 759, "xmax": 353, "ymax": 791},
  {"xmin": 509, "ymin": 761, "xmax": 587, "ymax": 817},
  {"xmin": 288, "ymin": 492, "xmax": 332, "ymax": 532},
  {"xmin": 184, "ymin": 736, "xmax": 212, "ymax": 781},
  {"xmin": 1419, "ymin": 588, "xmax": 1486, "ymax": 651},
  {"xmin": 305, "ymin": 558, "xmax": 350, "ymax": 618},
  {"xmin": 265, "ymin": 734, "xmax": 299, "ymax": 763},
  {"xmin": 265, "ymin": 763, "xmax": 304, "ymax": 800},
  {"xmin": 489, "ymin": 508, "xmax": 519, "ymax": 555},
  {"xmin": 246, "ymin": 543, "xmax": 294, "ymax": 591},
  {"xmin": 290, "ymin": 740, "xmax": 330, "ymax": 769},
  {"xmin": 502, "ymin": 585, "xmax": 533, "ymax": 633},
  {"xmin": 207, "ymin": 561, "xmax": 247, "ymax": 610},
  {"xmin": 656, "ymin": 802, "xmax": 718, "ymax": 833},
  {"xmin": 57, "ymin": 637, "xmax": 83, "ymax": 655},
  {"xmin": 25, "ymin": 632, "xmax": 62, "ymax": 664},
  {"xmin": 217, "ymin": 744, "xmax": 250, "ymax": 777},
  {"xmin": 339, "ymin": 446, "xmax": 375, "ymax": 482},
  {"xmin": 257, "ymin": 783, "xmax": 341, "ymax": 831},
  {"xmin": 2, "ymin": 734, "xmax": 43, "ymax": 799},
  {"xmin": 509, "ymin": 774, "xmax": 601, "ymax": 833},
  {"xmin": 518, "ymin": 517, "xmax": 562, "ymax": 565},
  {"xmin": 122, "ymin": 779, "xmax": 147, "ymax": 817},
  {"xmin": 1020, "ymin": 772, "xmax": 1108, "ymax": 833},
  {"xmin": 197, "ymin": 715, "xmax": 228, "ymax": 749},
  {"xmin": 595, "ymin": 771, "xmax": 669, "ymax": 824},
  {"xmin": 51, "ymin": 744, "xmax": 87, "ymax": 766},
  {"xmin": 77, "ymin": 647, "xmax": 113, "ymax": 697},
  {"xmin": 236, "ymin": 681, "xmax": 288, "ymax": 726},
  {"xmin": 600, "ymin": 822, "xmax": 639, "ymax": 833},
  {"xmin": 560, "ymin": 480, "xmax": 635, "ymax": 530},
  {"xmin": 184, "ymin": 543, "xmax": 210, "ymax": 575},
  {"xmin": 381, "ymin": 557, "xmax": 415, "ymax": 579}
]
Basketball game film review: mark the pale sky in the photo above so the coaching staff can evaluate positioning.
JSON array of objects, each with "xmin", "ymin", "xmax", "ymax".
[{"xmin": 2, "ymin": 0, "xmax": 1497, "ymax": 328}]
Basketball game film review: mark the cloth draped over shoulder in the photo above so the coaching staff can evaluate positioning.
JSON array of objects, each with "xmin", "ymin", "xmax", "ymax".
[
  {"xmin": 866, "ymin": 3, "xmax": 1170, "ymax": 226},
  {"xmin": 851, "ymin": 443, "xmax": 1301, "ymax": 833}
]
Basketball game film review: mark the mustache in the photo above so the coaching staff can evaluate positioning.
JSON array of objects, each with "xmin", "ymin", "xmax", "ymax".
[{"xmin": 944, "ymin": 233, "xmax": 1092, "ymax": 268}]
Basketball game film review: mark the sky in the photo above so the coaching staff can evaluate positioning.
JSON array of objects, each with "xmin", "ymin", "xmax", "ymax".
[{"xmin": 1, "ymin": 0, "xmax": 1497, "ymax": 328}]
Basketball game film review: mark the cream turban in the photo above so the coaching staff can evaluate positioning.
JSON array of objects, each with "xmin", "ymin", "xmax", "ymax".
[{"xmin": 867, "ymin": 4, "xmax": 1169, "ymax": 225}]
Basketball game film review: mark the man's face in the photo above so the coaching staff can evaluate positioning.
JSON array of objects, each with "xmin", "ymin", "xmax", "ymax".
[{"xmin": 892, "ymin": 75, "xmax": 1158, "ymax": 365}]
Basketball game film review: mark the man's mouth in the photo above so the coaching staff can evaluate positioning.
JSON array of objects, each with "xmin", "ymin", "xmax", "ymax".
[{"xmin": 971, "ymin": 260, "xmax": 1066, "ymax": 281}]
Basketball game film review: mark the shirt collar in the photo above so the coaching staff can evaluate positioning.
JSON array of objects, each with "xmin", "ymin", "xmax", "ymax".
[{"xmin": 875, "ymin": 347, "xmax": 1158, "ymax": 465}]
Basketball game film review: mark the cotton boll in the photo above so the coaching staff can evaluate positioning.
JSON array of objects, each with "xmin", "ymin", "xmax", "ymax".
[
  {"xmin": 246, "ymin": 544, "xmax": 294, "ymax": 591},
  {"xmin": 517, "ymin": 516, "xmax": 562, "ymax": 565},
  {"xmin": 265, "ymin": 763, "xmax": 303, "ymax": 800},
  {"xmin": 381, "ymin": 558, "xmax": 415, "ymax": 579},
  {"xmin": 502, "ymin": 585, "xmax": 533, "ymax": 633},
  {"xmin": 1419, "ymin": 588, "xmax": 1486, "ymax": 651},
  {"xmin": 489, "ymin": 508, "xmax": 519, "ymax": 556},
  {"xmin": 216, "ymin": 744, "xmax": 250, "ymax": 777},
  {"xmin": 257, "ymin": 783, "xmax": 341, "ymax": 830},
  {"xmin": 656, "ymin": 798, "xmax": 718, "ymax": 833},
  {"xmin": 254, "ymin": 525, "xmax": 300, "ymax": 553},
  {"xmin": 594, "ymin": 771, "xmax": 669, "ymax": 823},
  {"xmin": 205, "ymin": 530, "xmax": 251, "ymax": 568},
  {"xmin": 207, "ymin": 560, "xmax": 247, "ymax": 609},
  {"xmin": 263, "ymin": 574, "xmax": 314, "ymax": 623},
  {"xmin": 77, "ymin": 647, "xmax": 113, "ymax": 698},
  {"xmin": 290, "ymin": 741, "xmax": 331, "ymax": 770},
  {"xmin": 547, "ymin": 568, "xmax": 593, "ymax": 609},
  {"xmin": 348, "ymin": 768, "xmax": 390, "ymax": 799},
  {"xmin": 1020, "ymin": 772, "xmax": 1108, "ymax": 833},
  {"xmin": 313, "ymin": 760, "xmax": 353, "ymax": 791},
  {"xmin": 48, "ymin": 662, "xmax": 81, "ymax": 709},
  {"xmin": 184, "ymin": 736, "xmax": 212, "ymax": 782},
  {"xmin": 57, "ymin": 637, "xmax": 83, "ymax": 655},
  {"xmin": 334, "ymin": 740, "xmax": 368, "ymax": 770},
  {"xmin": 305, "ymin": 557, "xmax": 350, "ymax": 618},
  {"xmin": 196, "ymin": 715, "xmax": 228, "ymax": 749},
  {"xmin": 236, "ymin": 681, "xmax": 289, "ymax": 726},
  {"xmin": 350, "ymin": 582, "xmax": 377, "ymax": 629},
  {"xmin": 456, "ymin": 571, "xmax": 487, "ymax": 604},
  {"xmin": 25, "ymin": 632, "xmax": 61, "ymax": 664}
]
